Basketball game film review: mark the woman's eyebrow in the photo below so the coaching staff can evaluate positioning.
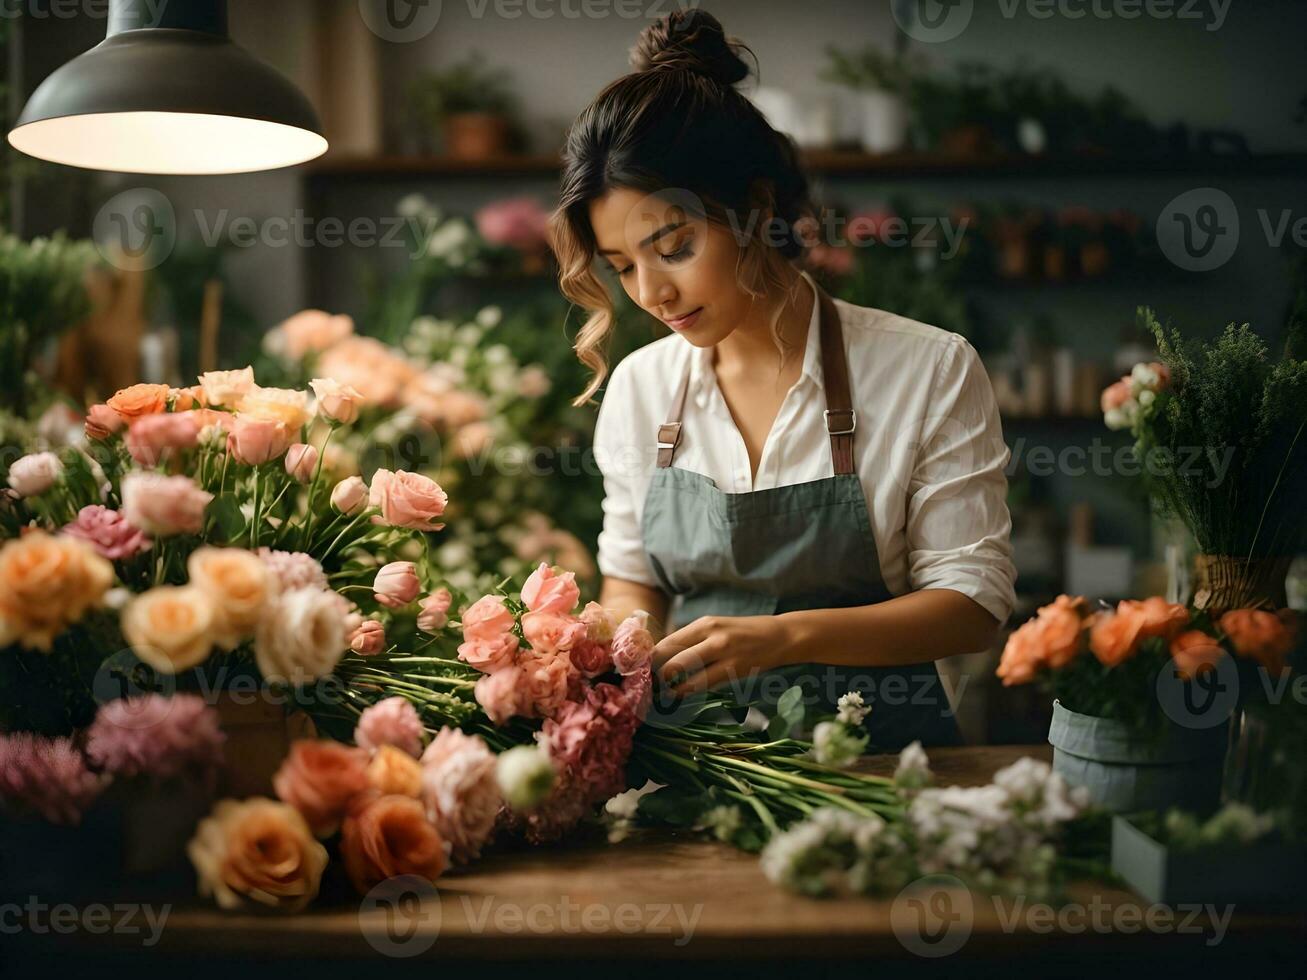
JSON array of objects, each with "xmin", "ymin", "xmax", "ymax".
[{"xmin": 597, "ymin": 221, "xmax": 686, "ymax": 255}]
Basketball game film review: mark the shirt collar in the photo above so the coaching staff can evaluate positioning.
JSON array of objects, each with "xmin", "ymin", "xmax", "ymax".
[{"xmin": 689, "ymin": 271, "xmax": 824, "ymax": 410}]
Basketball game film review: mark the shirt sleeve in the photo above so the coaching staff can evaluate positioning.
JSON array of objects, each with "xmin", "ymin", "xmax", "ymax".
[
  {"xmin": 904, "ymin": 337, "xmax": 1017, "ymax": 624},
  {"xmin": 592, "ymin": 357, "xmax": 661, "ymax": 588}
]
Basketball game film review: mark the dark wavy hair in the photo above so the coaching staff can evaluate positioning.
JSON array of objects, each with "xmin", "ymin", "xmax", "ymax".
[{"xmin": 549, "ymin": 9, "xmax": 816, "ymax": 405}]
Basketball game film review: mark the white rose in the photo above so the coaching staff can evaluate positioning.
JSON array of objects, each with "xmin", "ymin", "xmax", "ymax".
[
  {"xmin": 254, "ymin": 586, "xmax": 349, "ymax": 685},
  {"xmin": 8, "ymin": 452, "xmax": 63, "ymax": 497}
]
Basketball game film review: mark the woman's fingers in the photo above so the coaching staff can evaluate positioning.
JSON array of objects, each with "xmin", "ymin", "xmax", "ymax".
[
  {"xmin": 656, "ymin": 636, "xmax": 720, "ymax": 684},
  {"xmin": 651, "ymin": 615, "xmax": 720, "ymax": 671},
  {"xmin": 671, "ymin": 657, "xmax": 743, "ymax": 696}
]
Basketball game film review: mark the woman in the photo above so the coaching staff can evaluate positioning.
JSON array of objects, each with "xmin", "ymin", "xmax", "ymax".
[{"xmin": 549, "ymin": 11, "xmax": 1016, "ymax": 748}]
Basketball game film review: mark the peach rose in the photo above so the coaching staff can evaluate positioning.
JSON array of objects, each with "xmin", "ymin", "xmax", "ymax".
[
  {"xmin": 236, "ymin": 387, "xmax": 312, "ymax": 432},
  {"xmin": 197, "ymin": 367, "xmax": 256, "ymax": 408},
  {"xmin": 461, "ymin": 594, "xmax": 515, "ymax": 640},
  {"xmin": 125, "ymin": 412, "xmax": 202, "ymax": 466},
  {"xmin": 520, "ymin": 562, "xmax": 580, "ymax": 616},
  {"xmin": 340, "ymin": 792, "xmax": 448, "ymax": 895},
  {"xmin": 273, "ymin": 739, "xmax": 371, "ymax": 838},
  {"xmin": 1128, "ymin": 596, "xmax": 1190, "ymax": 640},
  {"xmin": 996, "ymin": 619, "xmax": 1047, "ymax": 686},
  {"xmin": 169, "ymin": 386, "xmax": 204, "ymax": 411},
  {"xmin": 187, "ymin": 547, "xmax": 270, "ymax": 650},
  {"xmin": 366, "ymin": 745, "xmax": 424, "ymax": 798},
  {"xmin": 120, "ymin": 471, "xmax": 213, "ymax": 536},
  {"xmin": 106, "ymin": 383, "xmax": 170, "ymax": 422},
  {"xmin": 330, "ymin": 476, "xmax": 369, "ymax": 515},
  {"xmin": 1089, "ymin": 602, "xmax": 1149, "ymax": 667},
  {"xmin": 85, "ymin": 404, "xmax": 125, "ymax": 441},
  {"xmin": 188, "ymin": 798, "xmax": 328, "ymax": 912},
  {"xmin": 457, "ymin": 632, "xmax": 519, "ymax": 674},
  {"xmin": 285, "ymin": 443, "xmax": 319, "ymax": 483},
  {"xmin": 317, "ymin": 337, "xmax": 417, "ymax": 409},
  {"xmin": 520, "ymin": 650, "xmax": 572, "ymax": 718},
  {"xmin": 276, "ymin": 310, "xmax": 354, "ymax": 361},
  {"xmin": 579, "ymin": 601, "xmax": 616, "ymax": 645},
  {"xmin": 350, "ymin": 619, "xmax": 387, "ymax": 656},
  {"xmin": 368, "ymin": 469, "xmax": 448, "ymax": 532},
  {"xmin": 309, "ymin": 377, "xmax": 363, "ymax": 426},
  {"xmin": 1100, "ymin": 378, "xmax": 1132, "ymax": 413},
  {"xmin": 0, "ymin": 531, "xmax": 114, "ymax": 651},
  {"xmin": 522, "ymin": 610, "xmax": 587, "ymax": 655},
  {"xmin": 374, "ymin": 561, "xmax": 420, "ymax": 610},
  {"xmin": 416, "ymin": 588, "xmax": 453, "ymax": 634},
  {"xmin": 1219, "ymin": 608, "xmax": 1297, "ymax": 677},
  {"xmin": 1035, "ymin": 594, "xmax": 1088, "ymax": 668},
  {"xmin": 474, "ymin": 666, "xmax": 528, "ymax": 724},
  {"xmin": 122, "ymin": 585, "xmax": 217, "ymax": 673},
  {"xmin": 227, "ymin": 415, "xmax": 295, "ymax": 466},
  {"xmin": 1169, "ymin": 630, "xmax": 1227, "ymax": 681}
]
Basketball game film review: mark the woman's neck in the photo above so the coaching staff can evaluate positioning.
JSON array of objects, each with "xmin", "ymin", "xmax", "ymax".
[{"xmin": 712, "ymin": 268, "xmax": 814, "ymax": 380}]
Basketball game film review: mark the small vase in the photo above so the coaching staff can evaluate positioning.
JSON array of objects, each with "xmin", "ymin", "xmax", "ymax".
[
  {"xmin": 1191, "ymin": 554, "xmax": 1291, "ymax": 618},
  {"xmin": 858, "ymin": 90, "xmax": 907, "ymax": 154},
  {"xmin": 443, "ymin": 113, "xmax": 510, "ymax": 160},
  {"xmin": 1047, "ymin": 700, "xmax": 1228, "ymax": 814}
]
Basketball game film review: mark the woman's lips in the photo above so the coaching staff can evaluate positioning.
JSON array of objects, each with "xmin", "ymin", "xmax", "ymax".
[{"xmin": 663, "ymin": 307, "xmax": 703, "ymax": 331}]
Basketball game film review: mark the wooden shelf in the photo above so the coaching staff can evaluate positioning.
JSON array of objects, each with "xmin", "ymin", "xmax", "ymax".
[{"xmin": 303, "ymin": 150, "xmax": 1307, "ymax": 182}]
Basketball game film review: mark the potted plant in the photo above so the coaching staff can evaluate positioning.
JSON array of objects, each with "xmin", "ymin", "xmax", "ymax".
[
  {"xmin": 996, "ymin": 593, "xmax": 1300, "ymax": 813},
  {"xmin": 1102, "ymin": 310, "xmax": 1307, "ymax": 615},
  {"xmin": 408, "ymin": 53, "xmax": 519, "ymax": 160},
  {"xmin": 821, "ymin": 44, "xmax": 922, "ymax": 154}
]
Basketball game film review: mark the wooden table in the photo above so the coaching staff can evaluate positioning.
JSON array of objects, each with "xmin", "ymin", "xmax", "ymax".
[{"xmin": 6, "ymin": 746, "xmax": 1303, "ymax": 978}]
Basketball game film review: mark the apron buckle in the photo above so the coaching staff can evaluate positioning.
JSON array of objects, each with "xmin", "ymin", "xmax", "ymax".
[
  {"xmin": 824, "ymin": 409, "xmax": 856, "ymax": 435},
  {"xmin": 657, "ymin": 422, "xmax": 682, "ymax": 450}
]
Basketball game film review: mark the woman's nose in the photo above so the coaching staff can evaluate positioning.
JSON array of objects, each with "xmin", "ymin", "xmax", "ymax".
[{"xmin": 636, "ymin": 266, "xmax": 677, "ymax": 313}]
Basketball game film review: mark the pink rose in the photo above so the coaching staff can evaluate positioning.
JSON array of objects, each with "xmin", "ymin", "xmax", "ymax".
[
  {"xmin": 373, "ymin": 562, "xmax": 420, "ymax": 610},
  {"xmin": 61, "ymin": 505, "xmax": 150, "ymax": 560},
  {"xmin": 458, "ymin": 632, "xmax": 519, "ymax": 674},
  {"xmin": 520, "ymin": 650, "xmax": 572, "ymax": 718},
  {"xmin": 474, "ymin": 666, "xmax": 528, "ymax": 724},
  {"xmin": 368, "ymin": 469, "xmax": 448, "ymax": 532},
  {"xmin": 125, "ymin": 412, "xmax": 201, "ymax": 466},
  {"xmin": 1101, "ymin": 378, "xmax": 1132, "ymax": 413},
  {"xmin": 285, "ymin": 443, "xmax": 319, "ymax": 483},
  {"xmin": 417, "ymin": 588, "xmax": 452, "ymax": 634},
  {"xmin": 227, "ymin": 415, "xmax": 294, "ymax": 466},
  {"xmin": 349, "ymin": 619, "xmax": 386, "ymax": 656},
  {"xmin": 569, "ymin": 638, "xmax": 612, "ymax": 679},
  {"xmin": 275, "ymin": 310, "xmax": 354, "ymax": 361},
  {"xmin": 520, "ymin": 562, "xmax": 580, "ymax": 616},
  {"xmin": 420, "ymin": 727, "xmax": 502, "ymax": 864},
  {"xmin": 330, "ymin": 476, "xmax": 368, "ymax": 515},
  {"xmin": 272, "ymin": 739, "xmax": 371, "ymax": 837},
  {"xmin": 309, "ymin": 377, "xmax": 363, "ymax": 426},
  {"xmin": 84, "ymin": 404, "xmax": 124, "ymax": 441},
  {"xmin": 611, "ymin": 614, "xmax": 655, "ymax": 675},
  {"xmin": 475, "ymin": 197, "xmax": 549, "ymax": 252},
  {"xmin": 120, "ymin": 472, "xmax": 212, "ymax": 536},
  {"xmin": 522, "ymin": 610, "xmax": 587, "ymax": 655},
  {"xmin": 461, "ymin": 594, "xmax": 515, "ymax": 640},
  {"xmin": 579, "ymin": 601, "xmax": 616, "ymax": 644},
  {"xmin": 354, "ymin": 696, "xmax": 424, "ymax": 757}
]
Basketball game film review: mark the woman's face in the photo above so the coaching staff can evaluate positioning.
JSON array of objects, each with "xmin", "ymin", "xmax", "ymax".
[{"xmin": 588, "ymin": 187, "xmax": 756, "ymax": 348}]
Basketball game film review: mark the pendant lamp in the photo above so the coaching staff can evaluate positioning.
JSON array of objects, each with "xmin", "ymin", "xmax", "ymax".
[{"xmin": 7, "ymin": 0, "xmax": 328, "ymax": 174}]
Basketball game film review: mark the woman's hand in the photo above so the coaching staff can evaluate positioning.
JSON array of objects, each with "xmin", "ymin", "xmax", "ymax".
[{"xmin": 652, "ymin": 615, "xmax": 796, "ymax": 696}]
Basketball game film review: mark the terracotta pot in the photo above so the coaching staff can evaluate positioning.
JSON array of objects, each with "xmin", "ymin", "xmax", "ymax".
[
  {"xmin": 443, "ymin": 112, "xmax": 510, "ymax": 160},
  {"xmin": 1191, "ymin": 554, "xmax": 1291, "ymax": 618},
  {"xmin": 214, "ymin": 695, "xmax": 316, "ymax": 798}
]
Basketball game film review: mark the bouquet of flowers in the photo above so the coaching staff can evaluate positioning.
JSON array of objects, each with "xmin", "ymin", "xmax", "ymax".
[
  {"xmin": 1102, "ymin": 308, "xmax": 1307, "ymax": 612},
  {"xmin": 996, "ymin": 593, "xmax": 1300, "ymax": 733}
]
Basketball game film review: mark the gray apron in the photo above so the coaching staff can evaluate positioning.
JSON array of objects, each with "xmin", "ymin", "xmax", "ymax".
[{"xmin": 639, "ymin": 286, "xmax": 960, "ymax": 750}]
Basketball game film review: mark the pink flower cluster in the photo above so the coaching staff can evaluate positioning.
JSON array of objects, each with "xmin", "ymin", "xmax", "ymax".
[
  {"xmin": 86, "ymin": 694, "xmax": 226, "ymax": 781},
  {"xmin": 459, "ymin": 563, "xmax": 654, "ymax": 728},
  {"xmin": 61, "ymin": 505, "xmax": 150, "ymax": 560},
  {"xmin": 0, "ymin": 732, "xmax": 107, "ymax": 826}
]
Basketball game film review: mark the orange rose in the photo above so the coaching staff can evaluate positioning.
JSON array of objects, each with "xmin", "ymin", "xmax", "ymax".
[
  {"xmin": 1089, "ymin": 602, "xmax": 1148, "ymax": 667},
  {"xmin": 340, "ymin": 793, "xmax": 448, "ymax": 895},
  {"xmin": 187, "ymin": 798, "xmax": 328, "ymax": 912},
  {"xmin": 272, "ymin": 740, "xmax": 370, "ymax": 837},
  {"xmin": 0, "ymin": 531, "xmax": 115, "ymax": 651},
  {"xmin": 997, "ymin": 619, "xmax": 1046, "ymax": 686},
  {"xmin": 1127, "ymin": 597, "xmax": 1190, "ymax": 640},
  {"xmin": 1219, "ymin": 608, "xmax": 1297, "ymax": 677},
  {"xmin": 1035, "ymin": 594, "xmax": 1088, "ymax": 668},
  {"xmin": 106, "ymin": 383, "xmax": 171, "ymax": 422},
  {"xmin": 1169, "ymin": 630, "xmax": 1227, "ymax": 681},
  {"xmin": 366, "ymin": 745, "xmax": 424, "ymax": 798}
]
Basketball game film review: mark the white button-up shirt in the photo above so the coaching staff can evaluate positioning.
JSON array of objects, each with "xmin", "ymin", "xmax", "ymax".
[{"xmin": 592, "ymin": 271, "xmax": 1017, "ymax": 624}]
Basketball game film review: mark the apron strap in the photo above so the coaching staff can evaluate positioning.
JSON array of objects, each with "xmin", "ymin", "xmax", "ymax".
[{"xmin": 655, "ymin": 280, "xmax": 855, "ymax": 475}]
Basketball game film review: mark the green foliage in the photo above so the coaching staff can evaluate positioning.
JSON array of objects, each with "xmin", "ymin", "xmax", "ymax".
[
  {"xmin": 408, "ymin": 52, "xmax": 519, "ymax": 127},
  {"xmin": 1141, "ymin": 307, "xmax": 1307, "ymax": 558},
  {"xmin": 821, "ymin": 44, "xmax": 922, "ymax": 94}
]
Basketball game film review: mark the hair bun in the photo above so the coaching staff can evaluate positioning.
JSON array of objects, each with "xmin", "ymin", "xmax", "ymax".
[{"xmin": 630, "ymin": 10, "xmax": 751, "ymax": 87}]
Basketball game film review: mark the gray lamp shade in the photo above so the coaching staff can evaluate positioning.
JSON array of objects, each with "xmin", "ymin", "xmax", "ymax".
[{"xmin": 8, "ymin": 0, "xmax": 328, "ymax": 174}]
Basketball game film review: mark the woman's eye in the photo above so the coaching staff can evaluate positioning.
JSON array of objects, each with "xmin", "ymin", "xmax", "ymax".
[{"xmin": 657, "ymin": 241, "xmax": 694, "ymax": 263}]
